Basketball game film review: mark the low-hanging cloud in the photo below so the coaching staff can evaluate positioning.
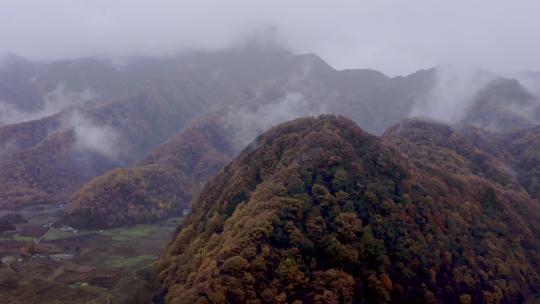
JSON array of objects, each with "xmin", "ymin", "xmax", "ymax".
[
  {"xmin": 226, "ymin": 92, "xmax": 329, "ymax": 146},
  {"xmin": 62, "ymin": 110, "xmax": 120, "ymax": 159},
  {"xmin": 409, "ymin": 66, "xmax": 496, "ymax": 123},
  {"xmin": 515, "ymin": 71, "xmax": 540, "ymax": 97},
  {"xmin": 0, "ymin": 83, "xmax": 96, "ymax": 126},
  {"xmin": 0, "ymin": 1, "xmax": 540, "ymax": 76}
]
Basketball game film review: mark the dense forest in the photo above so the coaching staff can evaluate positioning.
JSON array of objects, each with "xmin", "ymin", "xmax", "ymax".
[
  {"xmin": 155, "ymin": 115, "xmax": 540, "ymax": 304},
  {"xmin": 2, "ymin": 2, "xmax": 540, "ymax": 304},
  {"xmin": 64, "ymin": 118, "xmax": 236, "ymax": 228}
]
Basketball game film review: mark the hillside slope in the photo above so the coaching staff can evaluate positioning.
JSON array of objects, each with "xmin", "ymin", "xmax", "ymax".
[
  {"xmin": 156, "ymin": 115, "xmax": 540, "ymax": 303},
  {"xmin": 64, "ymin": 118, "xmax": 236, "ymax": 228},
  {"xmin": 384, "ymin": 119, "xmax": 540, "ymax": 201},
  {"xmin": 62, "ymin": 58, "xmax": 438, "ymax": 228},
  {"xmin": 0, "ymin": 48, "xmax": 311, "ymax": 208},
  {"xmin": 484, "ymin": 126, "xmax": 540, "ymax": 200},
  {"xmin": 462, "ymin": 79, "xmax": 540, "ymax": 130},
  {"xmin": 0, "ymin": 89, "xmax": 205, "ymax": 208}
]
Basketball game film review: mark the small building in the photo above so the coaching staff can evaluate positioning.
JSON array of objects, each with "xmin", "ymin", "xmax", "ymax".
[{"xmin": 60, "ymin": 225, "xmax": 78, "ymax": 233}]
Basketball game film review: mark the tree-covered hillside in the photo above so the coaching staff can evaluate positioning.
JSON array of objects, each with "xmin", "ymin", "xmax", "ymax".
[{"xmin": 156, "ymin": 115, "xmax": 540, "ymax": 304}]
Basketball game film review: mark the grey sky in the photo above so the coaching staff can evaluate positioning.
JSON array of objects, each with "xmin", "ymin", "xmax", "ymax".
[{"xmin": 0, "ymin": 0, "xmax": 539, "ymax": 75}]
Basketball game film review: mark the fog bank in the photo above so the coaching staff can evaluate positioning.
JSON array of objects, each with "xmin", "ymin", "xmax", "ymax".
[{"xmin": 1, "ymin": 1, "xmax": 539, "ymax": 75}]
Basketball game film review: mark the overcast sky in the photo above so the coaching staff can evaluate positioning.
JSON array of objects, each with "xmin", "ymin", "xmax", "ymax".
[{"xmin": 0, "ymin": 0, "xmax": 539, "ymax": 75}]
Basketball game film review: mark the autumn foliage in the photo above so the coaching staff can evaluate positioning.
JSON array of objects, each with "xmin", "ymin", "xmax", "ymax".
[
  {"xmin": 155, "ymin": 115, "xmax": 540, "ymax": 304},
  {"xmin": 64, "ymin": 119, "xmax": 236, "ymax": 228}
]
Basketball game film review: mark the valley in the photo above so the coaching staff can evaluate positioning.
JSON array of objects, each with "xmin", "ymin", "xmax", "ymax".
[
  {"xmin": 0, "ymin": 203, "xmax": 178, "ymax": 303},
  {"xmin": 1, "ymin": 6, "xmax": 540, "ymax": 301}
]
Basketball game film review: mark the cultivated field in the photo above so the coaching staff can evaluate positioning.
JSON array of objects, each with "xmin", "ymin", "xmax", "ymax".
[{"xmin": 0, "ymin": 203, "xmax": 180, "ymax": 303}]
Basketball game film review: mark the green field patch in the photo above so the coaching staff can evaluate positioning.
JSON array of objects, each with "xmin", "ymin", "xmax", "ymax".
[
  {"xmin": 39, "ymin": 217, "xmax": 182, "ymax": 242},
  {"xmin": 70, "ymin": 281, "xmax": 89, "ymax": 288},
  {"xmin": 12, "ymin": 233, "xmax": 34, "ymax": 242},
  {"xmin": 102, "ymin": 224, "xmax": 161, "ymax": 241},
  {"xmin": 42, "ymin": 229, "xmax": 73, "ymax": 241},
  {"xmin": 42, "ymin": 229, "xmax": 93, "ymax": 241},
  {"xmin": 0, "ymin": 207, "xmax": 179, "ymax": 303},
  {"xmin": 103, "ymin": 254, "xmax": 156, "ymax": 269},
  {"xmin": 25, "ymin": 214, "xmax": 54, "ymax": 226}
]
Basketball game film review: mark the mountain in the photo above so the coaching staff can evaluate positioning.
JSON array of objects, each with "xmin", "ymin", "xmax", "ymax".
[
  {"xmin": 214, "ymin": 56, "xmax": 436, "ymax": 138},
  {"xmin": 383, "ymin": 118, "xmax": 517, "ymax": 188},
  {"xmin": 328, "ymin": 67, "xmax": 436, "ymax": 134},
  {"xmin": 0, "ymin": 119, "xmax": 116, "ymax": 208},
  {"xmin": 0, "ymin": 47, "xmax": 301, "ymax": 123},
  {"xmin": 3, "ymin": 47, "xmax": 539, "ymax": 215},
  {"xmin": 61, "ymin": 52, "xmax": 439, "ymax": 228},
  {"xmin": 0, "ymin": 89, "xmax": 205, "ymax": 208},
  {"xmin": 515, "ymin": 70, "xmax": 540, "ymax": 97},
  {"xmin": 155, "ymin": 115, "xmax": 540, "ymax": 303},
  {"xmin": 64, "ymin": 56, "xmax": 540, "ymax": 229},
  {"xmin": 461, "ymin": 78, "xmax": 540, "ymax": 130},
  {"xmin": 0, "ymin": 54, "xmax": 44, "ymax": 113},
  {"xmin": 0, "ymin": 47, "xmax": 329, "ymax": 209},
  {"xmin": 482, "ymin": 125, "xmax": 540, "ymax": 200},
  {"xmin": 384, "ymin": 117, "xmax": 540, "ymax": 202},
  {"xmin": 64, "ymin": 116, "xmax": 236, "ymax": 228}
]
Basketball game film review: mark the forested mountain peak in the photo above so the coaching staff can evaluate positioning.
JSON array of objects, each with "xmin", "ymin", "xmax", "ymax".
[{"xmin": 155, "ymin": 115, "xmax": 540, "ymax": 303}]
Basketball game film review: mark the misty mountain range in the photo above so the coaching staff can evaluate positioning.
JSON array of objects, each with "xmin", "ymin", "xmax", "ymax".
[
  {"xmin": 1, "ymin": 43, "xmax": 540, "ymax": 303},
  {"xmin": 0, "ymin": 47, "xmax": 539, "ymax": 213},
  {"xmin": 4, "ymin": 2, "xmax": 540, "ymax": 303}
]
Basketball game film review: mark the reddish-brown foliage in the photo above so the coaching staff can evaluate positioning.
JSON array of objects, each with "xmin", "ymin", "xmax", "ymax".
[{"xmin": 156, "ymin": 115, "xmax": 540, "ymax": 303}]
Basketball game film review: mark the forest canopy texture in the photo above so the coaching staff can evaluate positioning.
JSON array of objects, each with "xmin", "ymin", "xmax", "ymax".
[{"xmin": 155, "ymin": 115, "xmax": 540, "ymax": 304}]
